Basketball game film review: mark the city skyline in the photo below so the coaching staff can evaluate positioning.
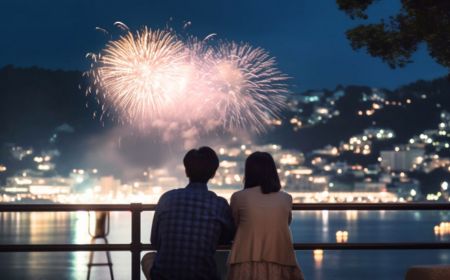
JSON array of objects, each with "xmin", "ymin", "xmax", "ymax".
[{"xmin": 2, "ymin": 74, "xmax": 450, "ymax": 204}]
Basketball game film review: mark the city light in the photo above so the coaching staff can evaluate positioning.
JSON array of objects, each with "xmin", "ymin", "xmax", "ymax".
[
  {"xmin": 313, "ymin": 249, "xmax": 324, "ymax": 266},
  {"xmin": 434, "ymin": 222, "xmax": 450, "ymax": 235},
  {"xmin": 336, "ymin": 230, "xmax": 349, "ymax": 243}
]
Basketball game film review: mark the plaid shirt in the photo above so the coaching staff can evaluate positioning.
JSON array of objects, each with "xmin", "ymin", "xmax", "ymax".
[{"xmin": 150, "ymin": 182, "xmax": 235, "ymax": 280}]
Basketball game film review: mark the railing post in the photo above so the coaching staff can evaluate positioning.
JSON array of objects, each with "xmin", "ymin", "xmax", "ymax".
[{"xmin": 131, "ymin": 203, "xmax": 142, "ymax": 280}]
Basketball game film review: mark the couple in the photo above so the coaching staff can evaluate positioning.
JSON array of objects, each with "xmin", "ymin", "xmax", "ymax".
[{"xmin": 142, "ymin": 146, "xmax": 304, "ymax": 280}]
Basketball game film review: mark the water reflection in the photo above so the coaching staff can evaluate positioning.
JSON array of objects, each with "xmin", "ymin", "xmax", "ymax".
[
  {"xmin": 0, "ymin": 211, "xmax": 450, "ymax": 280},
  {"xmin": 313, "ymin": 249, "xmax": 324, "ymax": 268},
  {"xmin": 434, "ymin": 221, "xmax": 450, "ymax": 237},
  {"xmin": 336, "ymin": 230, "xmax": 348, "ymax": 243},
  {"xmin": 71, "ymin": 212, "xmax": 90, "ymax": 280},
  {"xmin": 345, "ymin": 210, "xmax": 358, "ymax": 222},
  {"xmin": 321, "ymin": 210, "xmax": 328, "ymax": 242}
]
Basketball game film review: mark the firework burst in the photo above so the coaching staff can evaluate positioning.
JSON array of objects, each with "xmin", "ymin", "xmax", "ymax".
[
  {"xmin": 206, "ymin": 42, "xmax": 288, "ymax": 132},
  {"xmin": 89, "ymin": 27, "xmax": 187, "ymax": 125},
  {"xmin": 87, "ymin": 25, "xmax": 289, "ymax": 136}
]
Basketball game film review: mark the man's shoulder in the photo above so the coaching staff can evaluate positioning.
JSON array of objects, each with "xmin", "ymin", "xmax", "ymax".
[
  {"xmin": 203, "ymin": 189, "xmax": 227, "ymax": 205},
  {"xmin": 160, "ymin": 187, "xmax": 224, "ymax": 199},
  {"xmin": 159, "ymin": 187, "xmax": 229, "ymax": 207},
  {"xmin": 160, "ymin": 188, "xmax": 177, "ymax": 198},
  {"xmin": 214, "ymin": 193, "xmax": 230, "ymax": 206},
  {"xmin": 158, "ymin": 188, "xmax": 184, "ymax": 202}
]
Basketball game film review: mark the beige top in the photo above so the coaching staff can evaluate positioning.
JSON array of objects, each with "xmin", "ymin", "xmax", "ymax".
[{"xmin": 228, "ymin": 186, "xmax": 298, "ymax": 266}]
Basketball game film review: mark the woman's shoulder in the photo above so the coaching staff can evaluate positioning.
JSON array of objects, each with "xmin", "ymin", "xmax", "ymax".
[
  {"xmin": 231, "ymin": 187, "xmax": 252, "ymax": 198},
  {"xmin": 230, "ymin": 188, "xmax": 245, "ymax": 207},
  {"xmin": 231, "ymin": 187, "xmax": 292, "ymax": 200},
  {"xmin": 231, "ymin": 187, "xmax": 259, "ymax": 201},
  {"xmin": 277, "ymin": 190, "xmax": 293, "ymax": 202}
]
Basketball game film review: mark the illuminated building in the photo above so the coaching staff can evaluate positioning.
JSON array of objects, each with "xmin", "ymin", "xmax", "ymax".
[
  {"xmin": 354, "ymin": 182, "xmax": 387, "ymax": 192},
  {"xmin": 99, "ymin": 176, "xmax": 122, "ymax": 194},
  {"xmin": 3, "ymin": 175, "xmax": 73, "ymax": 196},
  {"xmin": 380, "ymin": 147, "xmax": 425, "ymax": 171}
]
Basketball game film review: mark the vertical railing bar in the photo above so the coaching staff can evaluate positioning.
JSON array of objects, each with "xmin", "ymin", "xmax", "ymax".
[{"xmin": 131, "ymin": 203, "xmax": 142, "ymax": 280}]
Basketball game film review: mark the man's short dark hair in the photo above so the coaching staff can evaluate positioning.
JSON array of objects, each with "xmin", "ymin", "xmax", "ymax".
[{"xmin": 183, "ymin": 146, "xmax": 219, "ymax": 183}]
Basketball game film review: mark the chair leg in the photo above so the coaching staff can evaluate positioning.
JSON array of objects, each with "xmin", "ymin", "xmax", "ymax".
[
  {"xmin": 104, "ymin": 238, "xmax": 114, "ymax": 280},
  {"xmin": 86, "ymin": 237, "xmax": 115, "ymax": 280},
  {"xmin": 87, "ymin": 263, "xmax": 92, "ymax": 280},
  {"xmin": 87, "ymin": 238, "xmax": 95, "ymax": 280}
]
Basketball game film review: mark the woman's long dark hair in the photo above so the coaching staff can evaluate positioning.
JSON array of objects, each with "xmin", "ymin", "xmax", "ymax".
[{"xmin": 244, "ymin": 152, "xmax": 281, "ymax": 194}]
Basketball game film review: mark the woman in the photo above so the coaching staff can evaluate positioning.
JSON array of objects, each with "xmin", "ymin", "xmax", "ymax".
[{"xmin": 228, "ymin": 152, "xmax": 304, "ymax": 280}]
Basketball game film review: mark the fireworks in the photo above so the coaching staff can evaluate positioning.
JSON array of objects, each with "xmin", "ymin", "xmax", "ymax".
[
  {"xmin": 88, "ymin": 27, "xmax": 187, "ymax": 124},
  {"xmin": 207, "ymin": 42, "xmax": 288, "ymax": 131},
  {"xmin": 87, "ymin": 25, "xmax": 289, "ymax": 135}
]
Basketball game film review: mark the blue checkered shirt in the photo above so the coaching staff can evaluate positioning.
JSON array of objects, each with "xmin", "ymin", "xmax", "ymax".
[{"xmin": 150, "ymin": 182, "xmax": 235, "ymax": 280}]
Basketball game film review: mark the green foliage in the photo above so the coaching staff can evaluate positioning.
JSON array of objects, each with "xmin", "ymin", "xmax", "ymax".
[
  {"xmin": 336, "ymin": 0, "xmax": 375, "ymax": 19},
  {"xmin": 336, "ymin": 0, "xmax": 450, "ymax": 69}
]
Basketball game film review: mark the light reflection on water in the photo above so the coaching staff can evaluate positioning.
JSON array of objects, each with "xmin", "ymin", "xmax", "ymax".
[{"xmin": 0, "ymin": 210, "xmax": 449, "ymax": 280}]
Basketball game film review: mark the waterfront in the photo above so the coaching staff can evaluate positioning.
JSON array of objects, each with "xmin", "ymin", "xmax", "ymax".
[{"xmin": 0, "ymin": 210, "xmax": 449, "ymax": 280}]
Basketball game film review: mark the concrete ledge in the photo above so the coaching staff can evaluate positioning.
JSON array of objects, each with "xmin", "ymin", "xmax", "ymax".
[{"xmin": 405, "ymin": 265, "xmax": 450, "ymax": 280}]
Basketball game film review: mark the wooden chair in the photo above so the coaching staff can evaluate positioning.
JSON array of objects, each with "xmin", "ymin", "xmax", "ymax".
[{"xmin": 87, "ymin": 211, "xmax": 114, "ymax": 280}]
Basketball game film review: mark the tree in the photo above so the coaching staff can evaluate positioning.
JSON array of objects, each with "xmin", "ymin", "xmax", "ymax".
[{"xmin": 336, "ymin": 0, "xmax": 450, "ymax": 70}]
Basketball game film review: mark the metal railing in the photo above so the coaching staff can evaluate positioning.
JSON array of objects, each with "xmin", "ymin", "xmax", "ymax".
[{"xmin": 0, "ymin": 203, "xmax": 449, "ymax": 280}]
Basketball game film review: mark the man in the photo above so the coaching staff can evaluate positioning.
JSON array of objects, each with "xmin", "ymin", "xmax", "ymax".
[{"xmin": 143, "ymin": 146, "xmax": 235, "ymax": 280}]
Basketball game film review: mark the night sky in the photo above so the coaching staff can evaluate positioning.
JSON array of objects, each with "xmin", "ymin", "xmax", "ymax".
[{"xmin": 0, "ymin": 0, "xmax": 447, "ymax": 91}]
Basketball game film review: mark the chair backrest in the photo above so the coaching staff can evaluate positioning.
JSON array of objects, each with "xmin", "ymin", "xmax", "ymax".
[{"xmin": 88, "ymin": 211, "xmax": 110, "ymax": 238}]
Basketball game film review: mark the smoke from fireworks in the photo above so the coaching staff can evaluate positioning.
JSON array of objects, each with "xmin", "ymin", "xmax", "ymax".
[{"xmin": 86, "ymin": 25, "xmax": 289, "ymax": 137}]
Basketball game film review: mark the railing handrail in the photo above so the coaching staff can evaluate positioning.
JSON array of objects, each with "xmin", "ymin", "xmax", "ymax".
[
  {"xmin": 1, "ymin": 202, "xmax": 449, "ymax": 279},
  {"xmin": 0, "ymin": 202, "xmax": 449, "ymax": 211},
  {"xmin": 1, "ymin": 243, "xmax": 450, "ymax": 252}
]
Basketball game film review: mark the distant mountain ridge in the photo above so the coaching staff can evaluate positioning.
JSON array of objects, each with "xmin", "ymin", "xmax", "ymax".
[
  {"xmin": 267, "ymin": 78, "xmax": 450, "ymax": 156},
  {"xmin": 1, "ymin": 65, "xmax": 449, "ymax": 173},
  {"xmin": 0, "ymin": 65, "xmax": 102, "ymax": 144}
]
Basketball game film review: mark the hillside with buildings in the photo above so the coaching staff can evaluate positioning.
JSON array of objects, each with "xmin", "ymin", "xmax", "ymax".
[{"xmin": 1, "ymin": 66, "xmax": 450, "ymax": 203}]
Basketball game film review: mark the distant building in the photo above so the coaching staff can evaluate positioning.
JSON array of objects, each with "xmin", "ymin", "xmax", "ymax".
[
  {"xmin": 363, "ymin": 127, "xmax": 395, "ymax": 139},
  {"xmin": 286, "ymin": 175, "xmax": 330, "ymax": 192},
  {"xmin": 99, "ymin": 176, "xmax": 121, "ymax": 194},
  {"xmin": 354, "ymin": 182, "xmax": 387, "ymax": 192},
  {"xmin": 422, "ymin": 156, "xmax": 450, "ymax": 173},
  {"xmin": 380, "ymin": 147, "xmax": 425, "ymax": 171},
  {"xmin": 3, "ymin": 174, "xmax": 72, "ymax": 195},
  {"xmin": 312, "ymin": 145, "xmax": 339, "ymax": 157},
  {"xmin": 389, "ymin": 180, "xmax": 421, "ymax": 200},
  {"xmin": 299, "ymin": 92, "xmax": 323, "ymax": 103},
  {"xmin": 364, "ymin": 88, "xmax": 386, "ymax": 102}
]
